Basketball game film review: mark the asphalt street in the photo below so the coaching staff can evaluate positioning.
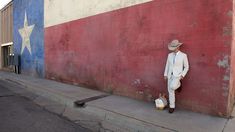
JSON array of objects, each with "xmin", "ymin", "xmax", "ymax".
[{"xmin": 0, "ymin": 80, "xmax": 90, "ymax": 132}]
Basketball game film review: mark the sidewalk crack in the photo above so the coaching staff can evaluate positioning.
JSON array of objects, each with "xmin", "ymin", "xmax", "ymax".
[
  {"xmin": 0, "ymin": 94, "xmax": 15, "ymax": 98},
  {"xmin": 90, "ymin": 105, "xmax": 178, "ymax": 132},
  {"xmin": 61, "ymin": 105, "xmax": 67, "ymax": 116},
  {"xmin": 222, "ymin": 118, "xmax": 229, "ymax": 132}
]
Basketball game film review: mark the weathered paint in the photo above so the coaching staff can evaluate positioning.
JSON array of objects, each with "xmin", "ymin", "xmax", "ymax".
[
  {"xmin": 13, "ymin": 0, "xmax": 44, "ymax": 77},
  {"xmin": 44, "ymin": 0, "xmax": 153, "ymax": 27},
  {"xmin": 228, "ymin": 0, "xmax": 235, "ymax": 116},
  {"xmin": 217, "ymin": 55, "xmax": 229, "ymax": 68},
  {"xmin": 44, "ymin": 0, "xmax": 234, "ymax": 116},
  {"xmin": 19, "ymin": 12, "xmax": 35, "ymax": 55}
]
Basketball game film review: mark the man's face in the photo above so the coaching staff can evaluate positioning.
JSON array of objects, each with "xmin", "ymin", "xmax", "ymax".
[{"xmin": 173, "ymin": 47, "xmax": 180, "ymax": 53}]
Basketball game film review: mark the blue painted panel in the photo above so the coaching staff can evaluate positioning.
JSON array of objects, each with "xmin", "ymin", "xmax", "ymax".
[{"xmin": 13, "ymin": 0, "xmax": 44, "ymax": 77}]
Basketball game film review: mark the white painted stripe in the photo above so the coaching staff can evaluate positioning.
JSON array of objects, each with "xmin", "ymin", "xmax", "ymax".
[
  {"xmin": 1, "ymin": 42, "xmax": 13, "ymax": 47},
  {"xmin": 44, "ymin": 0, "xmax": 153, "ymax": 28}
]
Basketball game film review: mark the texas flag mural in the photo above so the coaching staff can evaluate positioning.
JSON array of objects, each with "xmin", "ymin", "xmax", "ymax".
[
  {"xmin": 13, "ymin": 0, "xmax": 234, "ymax": 116},
  {"xmin": 13, "ymin": 0, "xmax": 152, "ymax": 78},
  {"xmin": 44, "ymin": 0, "xmax": 153, "ymax": 84},
  {"xmin": 13, "ymin": 0, "xmax": 44, "ymax": 77}
]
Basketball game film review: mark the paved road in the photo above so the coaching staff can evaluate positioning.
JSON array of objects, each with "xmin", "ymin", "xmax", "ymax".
[{"xmin": 0, "ymin": 80, "xmax": 90, "ymax": 132}]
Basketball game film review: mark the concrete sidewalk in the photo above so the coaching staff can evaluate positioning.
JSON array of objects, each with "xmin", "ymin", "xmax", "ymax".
[{"xmin": 0, "ymin": 71, "xmax": 234, "ymax": 132}]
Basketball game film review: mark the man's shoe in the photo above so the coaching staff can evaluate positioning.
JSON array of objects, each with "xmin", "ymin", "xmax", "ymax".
[{"xmin": 169, "ymin": 108, "xmax": 175, "ymax": 113}]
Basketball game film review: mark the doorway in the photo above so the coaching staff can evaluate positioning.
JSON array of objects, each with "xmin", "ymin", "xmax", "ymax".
[{"xmin": 1, "ymin": 44, "xmax": 13, "ymax": 70}]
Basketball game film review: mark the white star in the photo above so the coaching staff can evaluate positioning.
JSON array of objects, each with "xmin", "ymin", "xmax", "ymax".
[{"xmin": 19, "ymin": 12, "xmax": 35, "ymax": 55}]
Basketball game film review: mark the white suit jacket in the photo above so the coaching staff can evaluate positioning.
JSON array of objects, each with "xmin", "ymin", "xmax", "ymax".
[{"xmin": 164, "ymin": 51, "xmax": 189, "ymax": 78}]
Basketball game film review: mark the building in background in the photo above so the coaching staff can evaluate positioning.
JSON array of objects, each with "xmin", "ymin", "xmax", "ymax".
[
  {"xmin": 0, "ymin": 1, "xmax": 13, "ymax": 71},
  {"xmin": 12, "ymin": 0, "xmax": 235, "ymax": 117}
]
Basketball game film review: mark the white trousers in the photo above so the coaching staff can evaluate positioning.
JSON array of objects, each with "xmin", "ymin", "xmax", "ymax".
[{"xmin": 168, "ymin": 76, "xmax": 181, "ymax": 108}]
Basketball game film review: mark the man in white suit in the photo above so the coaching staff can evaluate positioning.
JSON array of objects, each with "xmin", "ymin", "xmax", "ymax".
[{"xmin": 164, "ymin": 40, "xmax": 189, "ymax": 113}]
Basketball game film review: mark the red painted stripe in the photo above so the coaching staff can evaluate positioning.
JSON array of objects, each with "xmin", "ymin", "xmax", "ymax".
[{"xmin": 45, "ymin": 0, "xmax": 232, "ymax": 115}]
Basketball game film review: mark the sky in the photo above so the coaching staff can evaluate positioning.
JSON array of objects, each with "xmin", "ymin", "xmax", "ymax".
[{"xmin": 0, "ymin": 0, "xmax": 11, "ymax": 10}]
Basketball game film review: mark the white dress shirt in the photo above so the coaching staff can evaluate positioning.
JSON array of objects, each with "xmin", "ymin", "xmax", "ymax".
[{"xmin": 164, "ymin": 51, "xmax": 189, "ymax": 78}]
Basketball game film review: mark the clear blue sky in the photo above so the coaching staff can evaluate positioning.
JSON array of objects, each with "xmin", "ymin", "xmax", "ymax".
[{"xmin": 0, "ymin": 0, "xmax": 11, "ymax": 10}]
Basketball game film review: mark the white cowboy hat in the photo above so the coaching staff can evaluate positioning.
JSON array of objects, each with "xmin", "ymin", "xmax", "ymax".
[{"xmin": 168, "ymin": 40, "xmax": 183, "ymax": 51}]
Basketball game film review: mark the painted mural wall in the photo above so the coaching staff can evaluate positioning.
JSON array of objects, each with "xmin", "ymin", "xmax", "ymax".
[
  {"xmin": 12, "ymin": 0, "xmax": 234, "ymax": 116},
  {"xmin": 44, "ymin": 0, "xmax": 234, "ymax": 116},
  {"xmin": 229, "ymin": 1, "xmax": 235, "ymax": 115},
  {"xmin": 13, "ymin": 0, "xmax": 44, "ymax": 77}
]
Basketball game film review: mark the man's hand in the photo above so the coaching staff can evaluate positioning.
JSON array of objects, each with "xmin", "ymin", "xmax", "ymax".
[
  {"xmin": 164, "ymin": 76, "xmax": 168, "ymax": 81},
  {"xmin": 180, "ymin": 75, "xmax": 184, "ymax": 80}
]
